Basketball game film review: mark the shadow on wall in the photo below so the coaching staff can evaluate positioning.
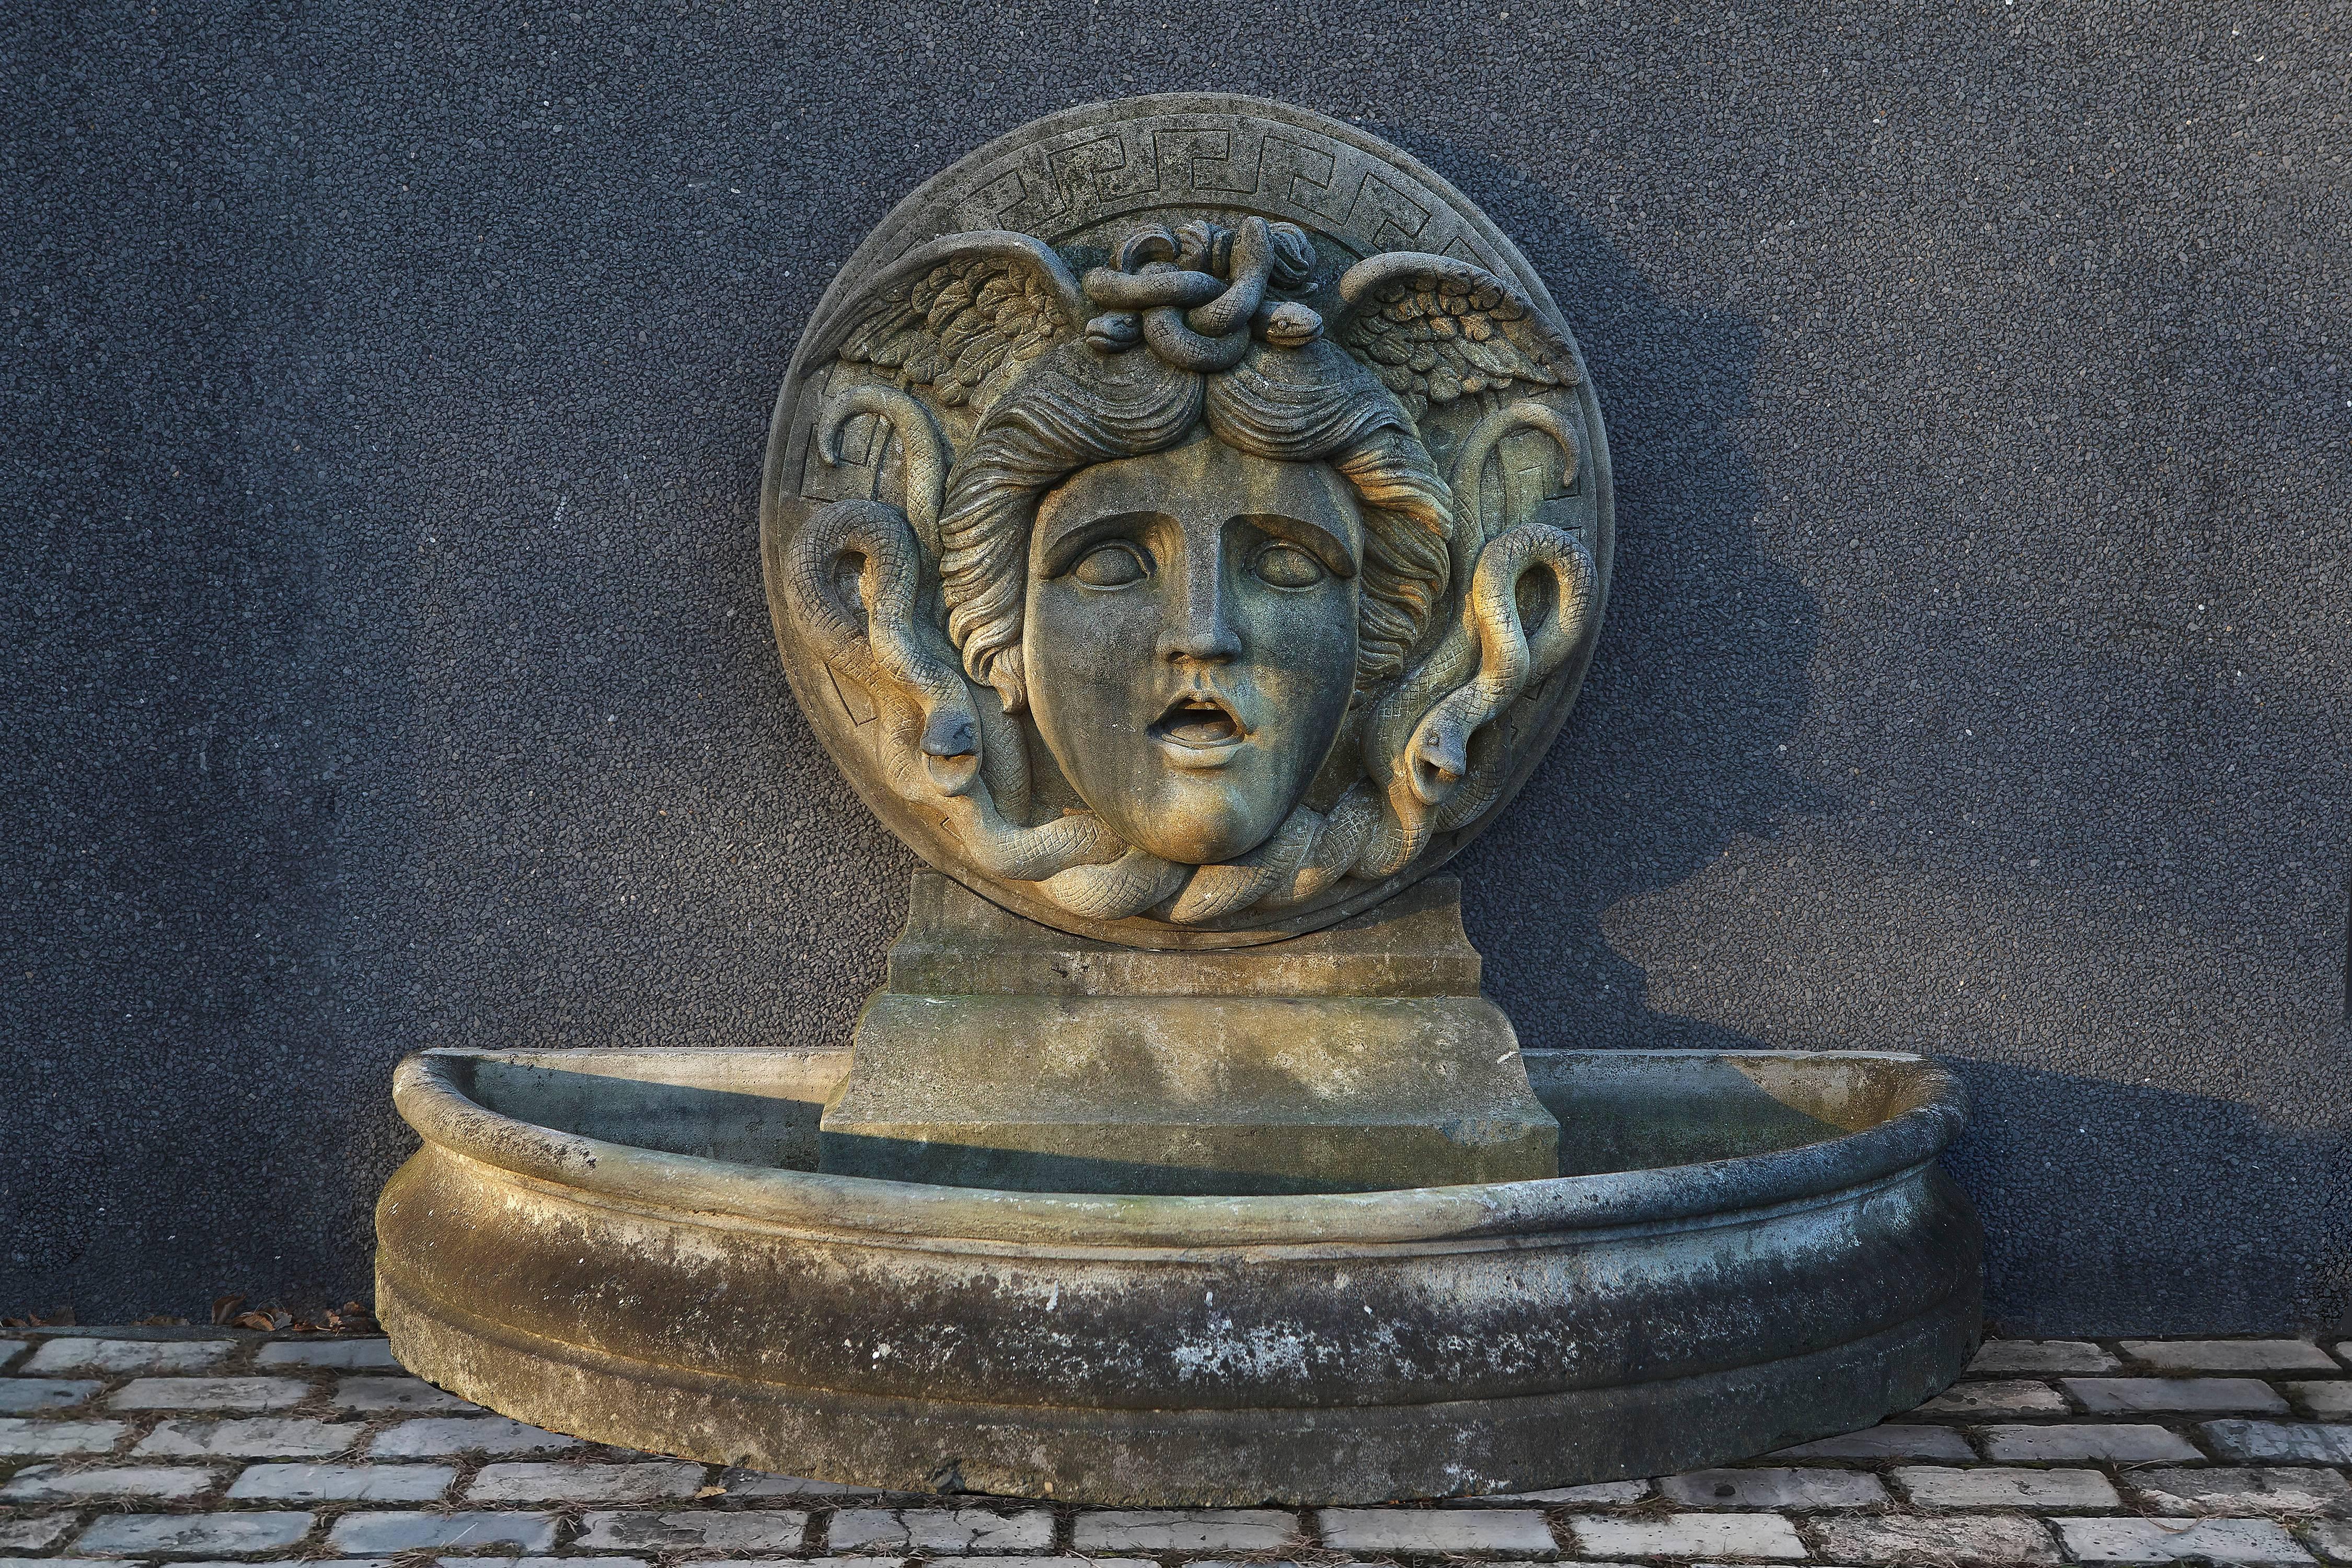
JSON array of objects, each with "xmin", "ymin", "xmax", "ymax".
[
  {"xmin": 1395, "ymin": 132, "xmax": 1828, "ymax": 1053},
  {"xmin": 1944, "ymin": 1056, "xmax": 2352, "ymax": 1336}
]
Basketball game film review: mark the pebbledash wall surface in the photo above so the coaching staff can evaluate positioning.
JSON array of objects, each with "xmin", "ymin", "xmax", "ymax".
[{"xmin": 5, "ymin": 4, "xmax": 2349, "ymax": 1332}]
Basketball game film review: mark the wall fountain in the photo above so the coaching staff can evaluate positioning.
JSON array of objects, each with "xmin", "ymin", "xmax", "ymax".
[{"xmin": 375, "ymin": 93, "xmax": 1981, "ymax": 1504}]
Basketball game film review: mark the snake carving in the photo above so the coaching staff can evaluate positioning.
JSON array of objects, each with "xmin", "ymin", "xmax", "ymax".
[{"xmin": 767, "ymin": 172, "xmax": 1611, "ymax": 945}]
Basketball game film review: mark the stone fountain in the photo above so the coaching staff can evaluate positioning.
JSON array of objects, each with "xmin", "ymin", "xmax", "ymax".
[{"xmin": 374, "ymin": 93, "xmax": 1982, "ymax": 1504}]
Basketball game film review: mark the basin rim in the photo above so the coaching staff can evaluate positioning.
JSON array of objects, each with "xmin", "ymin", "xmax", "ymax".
[{"xmin": 393, "ymin": 1046, "xmax": 1968, "ymax": 1250}]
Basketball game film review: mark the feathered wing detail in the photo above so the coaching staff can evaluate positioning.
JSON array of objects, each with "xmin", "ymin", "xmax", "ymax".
[
  {"xmin": 1332, "ymin": 252, "xmax": 1581, "ymax": 418},
  {"xmin": 819, "ymin": 232, "xmax": 1087, "ymax": 409}
]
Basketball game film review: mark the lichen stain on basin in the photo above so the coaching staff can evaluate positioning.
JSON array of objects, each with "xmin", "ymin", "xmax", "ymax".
[{"xmin": 376, "ymin": 1045, "xmax": 1982, "ymax": 1505}]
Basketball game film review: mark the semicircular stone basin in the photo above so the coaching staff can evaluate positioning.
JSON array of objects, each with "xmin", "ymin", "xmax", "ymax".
[{"xmin": 377, "ymin": 1046, "xmax": 1981, "ymax": 1506}]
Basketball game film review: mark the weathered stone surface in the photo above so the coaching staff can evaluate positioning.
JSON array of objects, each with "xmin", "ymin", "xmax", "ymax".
[
  {"xmin": 1658, "ymin": 1467, "xmax": 1886, "ymax": 1508},
  {"xmin": 1813, "ymin": 1513, "xmax": 2061, "ymax": 1564},
  {"xmin": 1966, "ymin": 1339, "xmax": 2120, "ymax": 1375},
  {"xmin": 1459, "ymin": 1480, "xmax": 1650, "ymax": 1506},
  {"xmin": 2294, "ymin": 1382, "xmax": 2352, "ymax": 1418},
  {"xmin": 1917, "ymin": 1377, "xmax": 2069, "ymax": 1415},
  {"xmin": 108, "ymin": 1376, "xmax": 309, "ymax": 1410},
  {"xmin": 574, "ymin": 1512, "xmax": 809, "ymax": 1551},
  {"xmin": 823, "ymin": 880, "xmax": 1559, "ymax": 1195},
  {"xmin": 1773, "ymin": 1422, "xmax": 1975, "ymax": 1460},
  {"xmin": 2205, "ymin": 1422, "xmax": 2352, "ymax": 1463},
  {"xmin": 0, "ymin": 1417, "xmax": 124, "ymax": 1455},
  {"xmin": 710, "ymin": 1467, "xmax": 896, "ymax": 1498},
  {"xmin": 2123, "ymin": 1340, "xmax": 2338, "ymax": 1373},
  {"xmin": 76, "ymin": 1512, "xmax": 314, "ymax": 1555},
  {"xmin": 367, "ymin": 1415, "xmax": 581, "ymax": 1457},
  {"xmin": 1, "ymin": 1463, "xmax": 220, "ymax": 1501},
  {"xmin": 256, "ymin": 1340, "xmax": 401, "ymax": 1369},
  {"xmin": 2127, "ymin": 1467, "xmax": 2352, "ymax": 1515},
  {"xmin": 467, "ymin": 1461, "xmax": 709, "ymax": 1503},
  {"xmin": 331, "ymin": 1375, "xmax": 477, "ymax": 1413},
  {"xmin": 25, "ymin": 1339, "xmax": 233, "ymax": 1375},
  {"xmin": 135, "ymin": 1417, "xmax": 361, "ymax": 1458},
  {"xmin": 229, "ymin": 1463, "xmax": 458, "ymax": 1501},
  {"xmin": 2066, "ymin": 1376, "xmax": 2290, "ymax": 1414},
  {"xmin": 1981, "ymin": 1422, "xmax": 2201, "ymax": 1461},
  {"xmin": 1894, "ymin": 1466, "xmax": 2122, "ymax": 1509},
  {"xmin": 0, "ymin": 1516, "xmax": 76, "ymax": 1552},
  {"xmin": 829, "ymin": 1509, "xmax": 1055, "ymax": 1554},
  {"xmin": 0, "ymin": 1342, "xmax": 23, "ymax": 1370},
  {"xmin": 2305, "ymin": 1521, "xmax": 2352, "ymax": 1563},
  {"xmin": 1071, "ymin": 1510, "xmax": 1300, "ymax": 1551},
  {"xmin": 327, "ymin": 1512, "xmax": 558, "ymax": 1553},
  {"xmin": 1569, "ymin": 1513, "xmax": 1804, "ymax": 1560},
  {"xmin": 0, "ymin": 1377, "xmax": 103, "ymax": 1412},
  {"xmin": 2055, "ymin": 1516, "xmax": 2315, "ymax": 1564},
  {"xmin": 1317, "ymin": 1509, "xmax": 1556, "ymax": 1553}
]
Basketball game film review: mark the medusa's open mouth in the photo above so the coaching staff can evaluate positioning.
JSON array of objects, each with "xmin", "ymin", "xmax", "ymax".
[{"xmin": 1150, "ymin": 694, "xmax": 1246, "ymax": 765}]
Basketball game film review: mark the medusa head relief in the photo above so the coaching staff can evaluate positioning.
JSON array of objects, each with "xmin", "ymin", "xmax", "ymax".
[{"xmin": 761, "ymin": 98, "xmax": 1613, "ymax": 947}]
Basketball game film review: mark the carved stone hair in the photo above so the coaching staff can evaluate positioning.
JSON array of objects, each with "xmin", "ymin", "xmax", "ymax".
[{"xmin": 936, "ymin": 337, "xmax": 1456, "ymax": 713}]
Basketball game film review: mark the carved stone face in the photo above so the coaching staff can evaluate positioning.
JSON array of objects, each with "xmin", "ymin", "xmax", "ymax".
[{"xmin": 1024, "ymin": 435, "xmax": 1363, "ymax": 867}]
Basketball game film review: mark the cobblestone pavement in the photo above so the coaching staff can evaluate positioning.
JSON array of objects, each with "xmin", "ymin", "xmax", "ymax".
[{"xmin": 4, "ymin": 1332, "xmax": 2351, "ymax": 1566}]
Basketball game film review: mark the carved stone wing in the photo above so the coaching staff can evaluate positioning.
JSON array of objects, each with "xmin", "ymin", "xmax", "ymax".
[
  {"xmin": 1333, "ymin": 253, "xmax": 1581, "ymax": 419},
  {"xmin": 809, "ymin": 232, "xmax": 1086, "ymax": 409}
]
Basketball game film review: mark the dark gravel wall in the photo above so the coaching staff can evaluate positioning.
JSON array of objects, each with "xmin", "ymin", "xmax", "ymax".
[{"xmin": 6, "ymin": 2, "xmax": 2347, "ymax": 1331}]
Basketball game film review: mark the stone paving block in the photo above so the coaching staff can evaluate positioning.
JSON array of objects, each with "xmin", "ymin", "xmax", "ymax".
[
  {"xmin": 1, "ymin": 1463, "xmax": 220, "ymax": 1501},
  {"xmin": 2128, "ymin": 1467, "xmax": 2352, "ymax": 1515},
  {"xmin": 1915, "ymin": 1376, "xmax": 2069, "ymax": 1415},
  {"xmin": 1072, "ymin": 1509, "xmax": 1301, "ymax": 1551},
  {"xmin": 1457, "ymin": 1479, "xmax": 1651, "ymax": 1505},
  {"xmin": 1967, "ymin": 1338, "xmax": 2120, "ymax": 1374},
  {"xmin": 438, "ymin": 1560, "xmax": 649, "ymax": 1568},
  {"xmin": 76, "ymin": 1511, "xmax": 315, "ymax": 1556},
  {"xmin": 926, "ymin": 1561, "xmax": 1137, "ymax": 1568},
  {"xmin": 830, "ymin": 1509, "xmax": 1056, "ymax": 1553},
  {"xmin": 0, "ymin": 1561, "xmax": 138, "ymax": 1568},
  {"xmin": 709, "ymin": 1467, "xmax": 897, "ymax": 1498},
  {"xmin": 2057, "ymin": 1515, "xmax": 2314, "ymax": 1564},
  {"xmin": 0, "ymin": 1416, "xmax": 124, "ymax": 1455},
  {"xmin": 366, "ymin": 1414, "xmax": 582, "ymax": 1457},
  {"xmin": 2307, "ymin": 1521, "xmax": 2352, "ymax": 1563},
  {"xmin": 1981, "ymin": 1422, "xmax": 2202, "ymax": 1461},
  {"xmin": 574, "ymin": 1512, "xmax": 810, "ymax": 1551},
  {"xmin": 2206, "ymin": 1421, "xmax": 2352, "ymax": 1463},
  {"xmin": 466, "ymin": 1460, "xmax": 708, "ymax": 1503},
  {"xmin": 0, "ymin": 1377, "xmax": 103, "ymax": 1412},
  {"xmin": 256, "ymin": 1339, "xmax": 401, "ymax": 1369},
  {"xmin": 328, "ymin": 1512, "xmax": 559, "ymax": 1553},
  {"xmin": 2124, "ymin": 1340, "xmax": 2339, "ymax": 1373},
  {"xmin": 0, "ymin": 1341, "xmax": 24, "ymax": 1369},
  {"xmin": 108, "ymin": 1376, "xmax": 310, "ymax": 1411},
  {"xmin": 25, "ymin": 1338, "xmax": 235, "ymax": 1375},
  {"xmin": 1569, "ymin": 1513, "xmax": 1804, "ymax": 1560},
  {"xmin": 2066, "ymin": 1376, "xmax": 2292, "ymax": 1413},
  {"xmin": 228, "ymin": 1462, "xmax": 458, "ymax": 1502},
  {"xmin": 1813, "ymin": 1512, "xmax": 2061, "ymax": 1564},
  {"xmin": 1318, "ymin": 1508, "xmax": 1557, "ymax": 1554},
  {"xmin": 1658, "ymin": 1467, "xmax": 1887, "ymax": 1509},
  {"xmin": 134, "ymin": 1417, "xmax": 362, "ymax": 1458},
  {"xmin": 0, "ymin": 1515, "xmax": 78, "ymax": 1551},
  {"xmin": 1895, "ymin": 1464, "xmax": 2121, "ymax": 1508},
  {"xmin": 331, "ymin": 1375, "xmax": 478, "ymax": 1413},
  {"xmin": 1771, "ymin": 1422, "xmax": 1975, "ymax": 1459},
  {"xmin": 2293, "ymin": 1382, "xmax": 2352, "ymax": 1418}
]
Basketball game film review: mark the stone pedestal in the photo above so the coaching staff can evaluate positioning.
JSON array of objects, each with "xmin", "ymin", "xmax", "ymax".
[{"xmin": 816, "ymin": 873, "xmax": 1560, "ymax": 1194}]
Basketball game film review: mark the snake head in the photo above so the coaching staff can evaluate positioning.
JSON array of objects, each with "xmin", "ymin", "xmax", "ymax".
[{"xmin": 1406, "ymin": 716, "xmax": 1470, "ymax": 808}]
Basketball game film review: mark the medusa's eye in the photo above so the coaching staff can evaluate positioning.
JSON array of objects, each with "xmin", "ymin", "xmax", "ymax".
[
  {"xmin": 1068, "ymin": 541, "xmax": 1150, "ymax": 588},
  {"xmin": 1251, "ymin": 541, "xmax": 1328, "ymax": 590}
]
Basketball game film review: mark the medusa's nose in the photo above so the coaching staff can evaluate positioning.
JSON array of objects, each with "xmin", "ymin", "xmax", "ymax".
[{"xmin": 1156, "ymin": 523, "xmax": 1241, "ymax": 665}]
